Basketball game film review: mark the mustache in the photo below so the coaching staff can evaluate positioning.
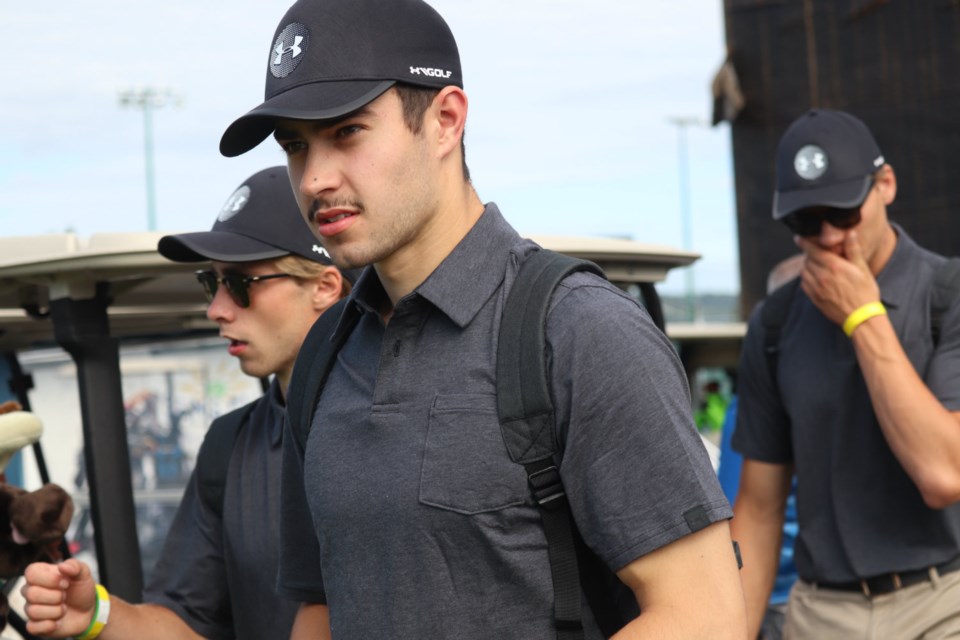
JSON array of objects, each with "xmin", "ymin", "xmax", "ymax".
[{"xmin": 308, "ymin": 198, "xmax": 365, "ymax": 223}]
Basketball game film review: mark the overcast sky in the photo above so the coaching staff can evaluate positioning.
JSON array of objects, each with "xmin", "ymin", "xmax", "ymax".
[{"xmin": 1, "ymin": 0, "xmax": 740, "ymax": 294}]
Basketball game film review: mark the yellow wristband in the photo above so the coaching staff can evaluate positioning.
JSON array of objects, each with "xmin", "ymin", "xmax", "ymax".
[
  {"xmin": 75, "ymin": 584, "xmax": 110, "ymax": 640},
  {"xmin": 842, "ymin": 302, "xmax": 887, "ymax": 337}
]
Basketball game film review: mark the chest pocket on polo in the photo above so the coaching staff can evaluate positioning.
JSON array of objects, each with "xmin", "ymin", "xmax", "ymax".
[{"xmin": 419, "ymin": 393, "xmax": 529, "ymax": 514}]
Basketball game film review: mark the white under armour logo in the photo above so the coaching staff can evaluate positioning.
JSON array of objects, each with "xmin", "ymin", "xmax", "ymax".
[
  {"xmin": 228, "ymin": 194, "xmax": 247, "ymax": 212},
  {"xmin": 218, "ymin": 186, "xmax": 251, "ymax": 222},
  {"xmin": 269, "ymin": 23, "xmax": 309, "ymax": 79},
  {"xmin": 794, "ymin": 145, "xmax": 828, "ymax": 180},
  {"xmin": 274, "ymin": 36, "xmax": 303, "ymax": 65}
]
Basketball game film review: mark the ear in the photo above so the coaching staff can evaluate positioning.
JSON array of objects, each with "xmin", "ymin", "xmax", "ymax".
[
  {"xmin": 311, "ymin": 266, "xmax": 345, "ymax": 314},
  {"xmin": 876, "ymin": 164, "xmax": 897, "ymax": 205},
  {"xmin": 432, "ymin": 86, "xmax": 468, "ymax": 164}
]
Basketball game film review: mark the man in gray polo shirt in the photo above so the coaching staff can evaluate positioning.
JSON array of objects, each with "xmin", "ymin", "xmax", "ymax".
[
  {"xmin": 217, "ymin": 0, "xmax": 748, "ymax": 638},
  {"xmin": 732, "ymin": 109, "xmax": 960, "ymax": 639},
  {"xmin": 20, "ymin": 167, "xmax": 354, "ymax": 640}
]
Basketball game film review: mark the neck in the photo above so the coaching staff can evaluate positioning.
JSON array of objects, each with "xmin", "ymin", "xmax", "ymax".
[
  {"xmin": 276, "ymin": 369, "xmax": 291, "ymax": 402},
  {"xmin": 868, "ymin": 223, "xmax": 899, "ymax": 276},
  {"xmin": 377, "ymin": 184, "xmax": 484, "ymax": 310}
]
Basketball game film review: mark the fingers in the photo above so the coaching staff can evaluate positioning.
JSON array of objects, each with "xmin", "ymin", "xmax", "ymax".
[
  {"xmin": 844, "ymin": 231, "xmax": 868, "ymax": 269},
  {"xmin": 25, "ymin": 617, "xmax": 64, "ymax": 638},
  {"xmin": 24, "ymin": 562, "xmax": 71, "ymax": 589},
  {"xmin": 21, "ymin": 570, "xmax": 71, "ymax": 637},
  {"xmin": 23, "ymin": 599, "xmax": 67, "ymax": 620},
  {"xmin": 58, "ymin": 558, "xmax": 88, "ymax": 580},
  {"xmin": 21, "ymin": 587, "xmax": 68, "ymax": 636},
  {"xmin": 22, "ymin": 562, "xmax": 69, "ymax": 620}
]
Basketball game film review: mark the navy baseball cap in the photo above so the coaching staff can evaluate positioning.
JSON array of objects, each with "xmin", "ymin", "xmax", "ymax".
[
  {"xmin": 158, "ymin": 166, "xmax": 359, "ymax": 282},
  {"xmin": 772, "ymin": 109, "xmax": 886, "ymax": 220},
  {"xmin": 220, "ymin": 0, "xmax": 463, "ymax": 157}
]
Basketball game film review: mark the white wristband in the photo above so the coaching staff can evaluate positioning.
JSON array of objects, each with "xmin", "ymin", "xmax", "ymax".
[{"xmin": 75, "ymin": 584, "xmax": 110, "ymax": 640}]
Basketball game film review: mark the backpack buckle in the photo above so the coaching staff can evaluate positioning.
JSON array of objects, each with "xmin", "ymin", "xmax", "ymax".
[{"xmin": 528, "ymin": 465, "xmax": 566, "ymax": 509}]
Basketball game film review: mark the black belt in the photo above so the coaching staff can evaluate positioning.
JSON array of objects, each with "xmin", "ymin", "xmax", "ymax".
[{"xmin": 814, "ymin": 555, "xmax": 960, "ymax": 597}]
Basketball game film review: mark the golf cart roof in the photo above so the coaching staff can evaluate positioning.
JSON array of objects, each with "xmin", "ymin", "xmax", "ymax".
[{"xmin": 0, "ymin": 231, "xmax": 698, "ymax": 352}]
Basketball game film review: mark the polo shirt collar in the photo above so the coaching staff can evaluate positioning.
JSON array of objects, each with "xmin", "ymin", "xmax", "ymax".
[
  {"xmin": 346, "ymin": 203, "xmax": 520, "ymax": 328},
  {"xmin": 875, "ymin": 222, "xmax": 917, "ymax": 311},
  {"xmin": 416, "ymin": 203, "xmax": 520, "ymax": 327}
]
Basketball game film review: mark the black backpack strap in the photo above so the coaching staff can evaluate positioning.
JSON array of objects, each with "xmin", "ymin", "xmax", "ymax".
[
  {"xmin": 760, "ymin": 277, "xmax": 801, "ymax": 391},
  {"xmin": 931, "ymin": 257, "xmax": 960, "ymax": 348},
  {"xmin": 497, "ymin": 248, "xmax": 605, "ymax": 640},
  {"xmin": 497, "ymin": 249, "xmax": 605, "ymax": 463},
  {"xmin": 287, "ymin": 298, "xmax": 358, "ymax": 454},
  {"xmin": 196, "ymin": 398, "xmax": 258, "ymax": 518}
]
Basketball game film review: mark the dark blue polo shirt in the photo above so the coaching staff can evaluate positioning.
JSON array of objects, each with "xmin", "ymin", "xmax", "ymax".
[
  {"xmin": 278, "ymin": 204, "xmax": 730, "ymax": 638},
  {"xmin": 145, "ymin": 380, "xmax": 299, "ymax": 639},
  {"xmin": 734, "ymin": 225, "xmax": 960, "ymax": 583}
]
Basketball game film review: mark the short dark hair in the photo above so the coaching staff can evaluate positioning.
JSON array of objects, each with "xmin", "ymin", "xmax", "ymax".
[{"xmin": 394, "ymin": 84, "xmax": 470, "ymax": 181}]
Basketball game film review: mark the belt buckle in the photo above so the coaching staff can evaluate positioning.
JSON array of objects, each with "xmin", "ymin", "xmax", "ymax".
[{"xmin": 861, "ymin": 573, "xmax": 903, "ymax": 597}]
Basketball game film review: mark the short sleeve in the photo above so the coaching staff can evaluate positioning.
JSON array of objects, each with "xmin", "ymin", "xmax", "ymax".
[
  {"xmin": 926, "ymin": 296, "xmax": 960, "ymax": 411},
  {"xmin": 548, "ymin": 275, "xmax": 732, "ymax": 572},
  {"xmin": 143, "ymin": 472, "xmax": 233, "ymax": 640},
  {"xmin": 276, "ymin": 413, "xmax": 327, "ymax": 602},
  {"xmin": 730, "ymin": 302, "xmax": 794, "ymax": 463}
]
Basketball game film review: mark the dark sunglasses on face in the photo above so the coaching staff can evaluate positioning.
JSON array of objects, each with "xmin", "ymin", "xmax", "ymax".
[
  {"xmin": 782, "ymin": 205, "xmax": 862, "ymax": 237},
  {"xmin": 782, "ymin": 179, "xmax": 875, "ymax": 237},
  {"xmin": 195, "ymin": 270, "xmax": 293, "ymax": 308}
]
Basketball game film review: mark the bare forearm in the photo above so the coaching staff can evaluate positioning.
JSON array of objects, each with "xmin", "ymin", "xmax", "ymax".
[
  {"xmin": 99, "ymin": 599, "xmax": 203, "ymax": 640},
  {"xmin": 290, "ymin": 603, "xmax": 330, "ymax": 640},
  {"xmin": 729, "ymin": 460, "xmax": 792, "ymax": 640},
  {"xmin": 612, "ymin": 605, "xmax": 747, "ymax": 640},
  {"xmin": 852, "ymin": 315, "xmax": 960, "ymax": 507},
  {"xmin": 731, "ymin": 503, "xmax": 784, "ymax": 638}
]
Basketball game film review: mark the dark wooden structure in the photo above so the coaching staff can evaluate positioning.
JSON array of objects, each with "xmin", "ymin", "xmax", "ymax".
[{"xmin": 723, "ymin": 0, "xmax": 960, "ymax": 317}]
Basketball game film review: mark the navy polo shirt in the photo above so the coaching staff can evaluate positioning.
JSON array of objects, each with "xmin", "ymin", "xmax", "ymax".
[
  {"xmin": 734, "ymin": 225, "xmax": 960, "ymax": 583},
  {"xmin": 145, "ymin": 380, "xmax": 299, "ymax": 639},
  {"xmin": 278, "ymin": 204, "xmax": 730, "ymax": 638}
]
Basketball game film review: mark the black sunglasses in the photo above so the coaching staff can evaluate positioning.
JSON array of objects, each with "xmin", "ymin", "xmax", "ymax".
[
  {"xmin": 195, "ymin": 270, "xmax": 293, "ymax": 308},
  {"xmin": 782, "ymin": 205, "xmax": 862, "ymax": 237},
  {"xmin": 782, "ymin": 179, "xmax": 876, "ymax": 237}
]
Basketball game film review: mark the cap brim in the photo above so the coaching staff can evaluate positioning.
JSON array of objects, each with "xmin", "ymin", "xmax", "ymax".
[
  {"xmin": 158, "ymin": 232, "xmax": 290, "ymax": 263},
  {"xmin": 220, "ymin": 80, "xmax": 396, "ymax": 157},
  {"xmin": 773, "ymin": 175, "xmax": 874, "ymax": 220}
]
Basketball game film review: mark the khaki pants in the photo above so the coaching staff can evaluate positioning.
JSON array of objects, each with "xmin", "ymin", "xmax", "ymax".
[{"xmin": 784, "ymin": 568, "xmax": 960, "ymax": 640}]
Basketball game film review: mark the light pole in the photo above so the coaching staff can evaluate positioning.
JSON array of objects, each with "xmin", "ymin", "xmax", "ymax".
[
  {"xmin": 119, "ymin": 88, "xmax": 181, "ymax": 231},
  {"xmin": 667, "ymin": 116, "xmax": 702, "ymax": 321}
]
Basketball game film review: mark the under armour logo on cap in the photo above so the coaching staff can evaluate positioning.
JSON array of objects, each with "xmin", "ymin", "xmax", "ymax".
[
  {"xmin": 218, "ymin": 186, "xmax": 251, "ymax": 222},
  {"xmin": 271, "ymin": 23, "xmax": 310, "ymax": 78},
  {"xmin": 794, "ymin": 145, "xmax": 828, "ymax": 181}
]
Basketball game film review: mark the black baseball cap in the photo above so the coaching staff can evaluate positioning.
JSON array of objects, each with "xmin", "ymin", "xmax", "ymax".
[
  {"xmin": 159, "ymin": 166, "xmax": 350, "ymax": 273},
  {"xmin": 773, "ymin": 109, "xmax": 886, "ymax": 220},
  {"xmin": 220, "ymin": 0, "xmax": 463, "ymax": 157}
]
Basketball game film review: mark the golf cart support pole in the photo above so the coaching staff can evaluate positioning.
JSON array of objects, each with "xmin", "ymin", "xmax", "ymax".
[{"xmin": 50, "ymin": 283, "xmax": 143, "ymax": 602}]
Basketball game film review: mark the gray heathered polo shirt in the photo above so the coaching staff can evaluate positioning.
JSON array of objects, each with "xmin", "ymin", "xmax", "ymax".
[
  {"xmin": 145, "ymin": 379, "xmax": 299, "ymax": 639},
  {"xmin": 277, "ymin": 204, "xmax": 730, "ymax": 638},
  {"xmin": 734, "ymin": 224, "xmax": 960, "ymax": 583}
]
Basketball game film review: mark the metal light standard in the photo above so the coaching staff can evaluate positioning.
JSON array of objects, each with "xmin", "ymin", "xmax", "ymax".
[
  {"xmin": 119, "ymin": 88, "xmax": 181, "ymax": 231},
  {"xmin": 667, "ymin": 116, "xmax": 703, "ymax": 321}
]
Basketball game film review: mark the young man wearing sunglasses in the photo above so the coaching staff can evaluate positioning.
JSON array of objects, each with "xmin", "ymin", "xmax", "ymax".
[
  {"xmin": 732, "ymin": 109, "xmax": 960, "ymax": 639},
  {"xmin": 20, "ymin": 166, "xmax": 355, "ymax": 640}
]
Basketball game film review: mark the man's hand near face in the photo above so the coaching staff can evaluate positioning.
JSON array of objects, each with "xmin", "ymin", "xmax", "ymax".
[{"xmin": 795, "ymin": 230, "xmax": 881, "ymax": 326}]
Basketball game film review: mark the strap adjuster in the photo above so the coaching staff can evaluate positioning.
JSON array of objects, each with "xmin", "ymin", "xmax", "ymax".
[{"xmin": 528, "ymin": 465, "xmax": 566, "ymax": 508}]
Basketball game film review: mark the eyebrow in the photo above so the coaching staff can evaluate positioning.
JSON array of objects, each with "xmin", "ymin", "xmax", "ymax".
[{"xmin": 273, "ymin": 106, "xmax": 377, "ymax": 141}]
